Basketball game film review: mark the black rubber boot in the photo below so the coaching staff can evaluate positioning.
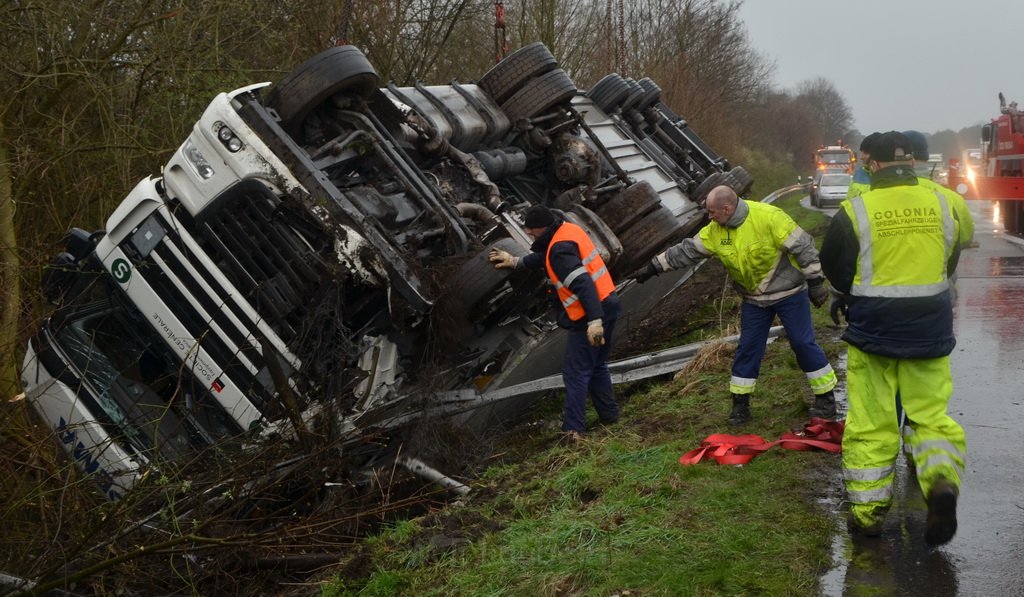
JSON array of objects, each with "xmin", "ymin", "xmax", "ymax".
[
  {"xmin": 808, "ymin": 390, "xmax": 837, "ymax": 419},
  {"xmin": 728, "ymin": 393, "xmax": 751, "ymax": 426},
  {"xmin": 925, "ymin": 479, "xmax": 959, "ymax": 545}
]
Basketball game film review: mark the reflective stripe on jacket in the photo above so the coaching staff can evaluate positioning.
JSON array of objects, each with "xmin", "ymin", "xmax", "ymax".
[
  {"xmin": 917, "ymin": 177, "xmax": 974, "ymax": 247},
  {"xmin": 545, "ymin": 222, "xmax": 614, "ymax": 321}
]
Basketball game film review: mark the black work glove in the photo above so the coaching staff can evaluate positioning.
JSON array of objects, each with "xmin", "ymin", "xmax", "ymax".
[
  {"xmin": 829, "ymin": 295, "xmax": 848, "ymax": 325},
  {"xmin": 628, "ymin": 262, "xmax": 660, "ymax": 284},
  {"xmin": 807, "ymin": 277, "xmax": 828, "ymax": 308}
]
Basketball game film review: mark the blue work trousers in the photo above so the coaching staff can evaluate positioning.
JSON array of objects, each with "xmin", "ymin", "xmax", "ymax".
[
  {"xmin": 562, "ymin": 315, "xmax": 619, "ymax": 432},
  {"xmin": 732, "ymin": 290, "xmax": 833, "ymax": 394}
]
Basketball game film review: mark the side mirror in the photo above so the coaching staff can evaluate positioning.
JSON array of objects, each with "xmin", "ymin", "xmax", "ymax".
[{"xmin": 64, "ymin": 227, "xmax": 100, "ymax": 262}]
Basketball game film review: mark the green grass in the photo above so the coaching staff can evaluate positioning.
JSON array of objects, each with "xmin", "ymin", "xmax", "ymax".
[{"xmin": 322, "ymin": 194, "xmax": 843, "ymax": 597}]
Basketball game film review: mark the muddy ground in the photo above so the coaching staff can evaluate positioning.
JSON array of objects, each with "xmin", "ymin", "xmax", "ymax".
[
  {"xmin": 0, "ymin": 260, "xmax": 739, "ymax": 597},
  {"xmin": 305, "ymin": 259, "xmax": 741, "ymax": 593}
]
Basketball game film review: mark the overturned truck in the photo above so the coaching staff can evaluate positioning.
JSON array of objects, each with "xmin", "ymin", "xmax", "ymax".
[{"xmin": 21, "ymin": 43, "xmax": 752, "ymax": 500}]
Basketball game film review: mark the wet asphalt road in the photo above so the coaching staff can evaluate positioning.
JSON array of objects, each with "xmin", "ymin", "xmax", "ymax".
[{"xmin": 815, "ymin": 199, "xmax": 1024, "ymax": 596}]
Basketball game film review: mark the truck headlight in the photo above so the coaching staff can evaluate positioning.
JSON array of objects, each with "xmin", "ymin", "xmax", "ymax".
[
  {"xmin": 217, "ymin": 124, "xmax": 243, "ymax": 153},
  {"xmin": 183, "ymin": 139, "xmax": 215, "ymax": 179}
]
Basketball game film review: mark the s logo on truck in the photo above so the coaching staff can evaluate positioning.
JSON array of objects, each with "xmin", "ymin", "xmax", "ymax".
[{"xmin": 112, "ymin": 258, "xmax": 132, "ymax": 284}]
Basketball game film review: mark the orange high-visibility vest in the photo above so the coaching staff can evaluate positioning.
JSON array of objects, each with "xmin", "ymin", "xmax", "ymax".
[{"xmin": 544, "ymin": 222, "xmax": 615, "ymax": 321}]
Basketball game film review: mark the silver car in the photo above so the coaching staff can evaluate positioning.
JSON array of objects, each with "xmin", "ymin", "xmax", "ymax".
[{"xmin": 811, "ymin": 172, "xmax": 852, "ymax": 208}]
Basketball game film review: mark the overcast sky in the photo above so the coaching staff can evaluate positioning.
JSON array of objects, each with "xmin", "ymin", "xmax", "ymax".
[{"xmin": 737, "ymin": 0, "xmax": 1024, "ymax": 136}]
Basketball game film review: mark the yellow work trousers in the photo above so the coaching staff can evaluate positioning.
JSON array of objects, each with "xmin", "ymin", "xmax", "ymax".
[{"xmin": 842, "ymin": 346, "xmax": 966, "ymax": 528}]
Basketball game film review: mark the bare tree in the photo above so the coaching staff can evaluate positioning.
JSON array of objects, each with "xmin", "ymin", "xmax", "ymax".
[
  {"xmin": 631, "ymin": 0, "xmax": 772, "ymax": 155},
  {"xmin": 338, "ymin": 0, "xmax": 495, "ymax": 84},
  {"xmin": 0, "ymin": 108, "xmax": 18, "ymax": 400},
  {"xmin": 740, "ymin": 89, "xmax": 823, "ymax": 170},
  {"xmin": 795, "ymin": 76, "xmax": 854, "ymax": 147},
  {"xmin": 504, "ymin": 0, "xmax": 604, "ymax": 78}
]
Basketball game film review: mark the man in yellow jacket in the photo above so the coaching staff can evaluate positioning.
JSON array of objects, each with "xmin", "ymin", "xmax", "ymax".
[
  {"xmin": 849, "ymin": 130, "xmax": 974, "ymax": 250},
  {"xmin": 820, "ymin": 131, "xmax": 965, "ymax": 545},
  {"xmin": 628, "ymin": 185, "xmax": 838, "ymax": 425}
]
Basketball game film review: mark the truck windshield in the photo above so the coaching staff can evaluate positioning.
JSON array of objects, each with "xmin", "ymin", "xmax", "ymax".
[
  {"xmin": 819, "ymin": 151, "xmax": 852, "ymax": 164},
  {"xmin": 50, "ymin": 266, "xmax": 242, "ymax": 460}
]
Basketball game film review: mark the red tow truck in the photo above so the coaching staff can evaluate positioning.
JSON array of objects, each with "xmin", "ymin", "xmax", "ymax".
[{"xmin": 948, "ymin": 93, "xmax": 1024, "ymax": 234}]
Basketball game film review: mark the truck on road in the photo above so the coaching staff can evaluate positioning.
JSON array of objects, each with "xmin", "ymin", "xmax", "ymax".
[
  {"xmin": 948, "ymin": 93, "xmax": 1024, "ymax": 234},
  {"xmin": 813, "ymin": 143, "xmax": 856, "ymax": 175}
]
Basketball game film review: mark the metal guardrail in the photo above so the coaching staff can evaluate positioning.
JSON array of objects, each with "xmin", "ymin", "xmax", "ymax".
[
  {"xmin": 763, "ymin": 183, "xmax": 808, "ymax": 205},
  {"xmin": 444, "ymin": 325, "xmax": 785, "ymax": 404}
]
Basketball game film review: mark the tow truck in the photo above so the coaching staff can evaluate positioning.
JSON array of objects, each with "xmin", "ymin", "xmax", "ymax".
[
  {"xmin": 948, "ymin": 93, "xmax": 1024, "ymax": 234},
  {"xmin": 813, "ymin": 143, "xmax": 856, "ymax": 175},
  {"xmin": 20, "ymin": 43, "xmax": 753, "ymax": 500}
]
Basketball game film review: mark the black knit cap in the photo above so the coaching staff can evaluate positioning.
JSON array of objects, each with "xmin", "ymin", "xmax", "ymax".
[
  {"xmin": 870, "ymin": 131, "xmax": 913, "ymax": 163},
  {"xmin": 860, "ymin": 132, "xmax": 882, "ymax": 154},
  {"xmin": 523, "ymin": 204, "xmax": 555, "ymax": 228},
  {"xmin": 901, "ymin": 130, "xmax": 930, "ymax": 161}
]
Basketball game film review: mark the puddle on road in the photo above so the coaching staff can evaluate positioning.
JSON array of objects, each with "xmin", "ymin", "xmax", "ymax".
[
  {"xmin": 819, "ymin": 461, "xmax": 962, "ymax": 596},
  {"xmin": 817, "ymin": 352, "xmax": 963, "ymax": 595},
  {"xmin": 983, "ymin": 255, "xmax": 1024, "ymax": 278}
]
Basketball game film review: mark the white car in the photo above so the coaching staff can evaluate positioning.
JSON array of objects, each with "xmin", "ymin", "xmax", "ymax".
[{"xmin": 810, "ymin": 172, "xmax": 851, "ymax": 208}]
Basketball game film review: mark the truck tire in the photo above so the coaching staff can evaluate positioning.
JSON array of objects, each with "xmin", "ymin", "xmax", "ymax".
[
  {"xmin": 1000, "ymin": 199, "xmax": 1022, "ymax": 234},
  {"xmin": 725, "ymin": 166, "xmax": 754, "ymax": 197},
  {"xmin": 265, "ymin": 45, "xmax": 379, "ymax": 138},
  {"xmin": 477, "ymin": 42, "xmax": 558, "ymax": 104},
  {"xmin": 691, "ymin": 171, "xmax": 730, "ymax": 206},
  {"xmin": 587, "ymin": 74, "xmax": 630, "ymax": 113},
  {"xmin": 564, "ymin": 204, "xmax": 623, "ymax": 268},
  {"xmin": 500, "ymin": 69, "xmax": 577, "ymax": 122},
  {"xmin": 455, "ymin": 238, "xmax": 529, "ymax": 314},
  {"xmin": 614, "ymin": 206, "xmax": 688, "ymax": 275},
  {"xmin": 594, "ymin": 180, "xmax": 661, "ymax": 235},
  {"xmin": 635, "ymin": 78, "xmax": 662, "ymax": 111},
  {"xmin": 619, "ymin": 79, "xmax": 645, "ymax": 113}
]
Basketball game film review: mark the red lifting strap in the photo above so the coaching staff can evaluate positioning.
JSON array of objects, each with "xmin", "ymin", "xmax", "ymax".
[{"xmin": 679, "ymin": 418, "xmax": 844, "ymax": 466}]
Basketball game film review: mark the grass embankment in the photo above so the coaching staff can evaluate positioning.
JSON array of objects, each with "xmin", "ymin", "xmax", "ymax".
[{"xmin": 324, "ymin": 195, "xmax": 844, "ymax": 596}]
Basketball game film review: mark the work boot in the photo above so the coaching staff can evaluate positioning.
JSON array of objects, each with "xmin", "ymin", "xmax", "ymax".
[
  {"xmin": 808, "ymin": 390, "xmax": 837, "ymax": 419},
  {"xmin": 925, "ymin": 479, "xmax": 959, "ymax": 545},
  {"xmin": 559, "ymin": 430, "xmax": 585, "ymax": 445},
  {"xmin": 846, "ymin": 516, "xmax": 883, "ymax": 538},
  {"xmin": 728, "ymin": 393, "xmax": 751, "ymax": 426}
]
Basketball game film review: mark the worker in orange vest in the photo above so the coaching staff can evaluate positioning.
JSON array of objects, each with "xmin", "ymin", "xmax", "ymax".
[{"xmin": 490, "ymin": 205, "xmax": 621, "ymax": 443}]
